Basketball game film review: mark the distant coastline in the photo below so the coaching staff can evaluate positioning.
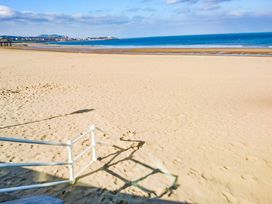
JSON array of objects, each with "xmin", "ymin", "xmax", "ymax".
[
  {"xmin": 0, "ymin": 34, "xmax": 118, "ymax": 43},
  {"xmin": 2, "ymin": 32, "xmax": 272, "ymax": 48},
  {"xmin": 3, "ymin": 32, "xmax": 272, "ymax": 57}
]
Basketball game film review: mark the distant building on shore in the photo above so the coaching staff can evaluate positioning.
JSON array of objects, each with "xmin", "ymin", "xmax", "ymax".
[
  {"xmin": 0, "ymin": 35, "xmax": 118, "ymax": 43},
  {"xmin": 85, "ymin": 36, "xmax": 118, "ymax": 41},
  {"xmin": 0, "ymin": 38, "xmax": 12, "ymax": 47}
]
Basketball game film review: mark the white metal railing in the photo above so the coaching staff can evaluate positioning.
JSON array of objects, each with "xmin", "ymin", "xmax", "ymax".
[{"xmin": 0, "ymin": 125, "xmax": 97, "ymax": 193}]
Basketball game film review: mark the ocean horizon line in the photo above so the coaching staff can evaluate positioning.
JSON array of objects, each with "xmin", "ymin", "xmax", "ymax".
[
  {"xmin": 50, "ymin": 32, "xmax": 272, "ymax": 49},
  {"xmin": 116, "ymin": 31, "xmax": 272, "ymax": 41}
]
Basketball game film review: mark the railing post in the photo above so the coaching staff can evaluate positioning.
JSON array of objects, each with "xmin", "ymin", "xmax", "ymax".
[
  {"xmin": 67, "ymin": 140, "xmax": 75, "ymax": 184},
  {"xmin": 0, "ymin": 124, "xmax": 99, "ymax": 192},
  {"xmin": 90, "ymin": 125, "xmax": 97, "ymax": 162}
]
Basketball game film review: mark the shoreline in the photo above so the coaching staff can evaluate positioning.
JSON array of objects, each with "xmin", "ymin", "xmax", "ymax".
[{"xmin": 6, "ymin": 43, "xmax": 272, "ymax": 57}]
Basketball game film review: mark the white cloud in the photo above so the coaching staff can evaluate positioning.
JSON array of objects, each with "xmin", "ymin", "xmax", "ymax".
[
  {"xmin": 166, "ymin": 0, "xmax": 231, "ymax": 5},
  {"xmin": 0, "ymin": 5, "xmax": 132, "ymax": 25},
  {"xmin": 166, "ymin": 0, "xmax": 179, "ymax": 4},
  {"xmin": 228, "ymin": 10, "xmax": 247, "ymax": 17},
  {"xmin": 166, "ymin": 0, "xmax": 191, "ymax": 4},
  {"xmin": 0, "ymin": 5, "xmax": 15, "ymax": 18}
]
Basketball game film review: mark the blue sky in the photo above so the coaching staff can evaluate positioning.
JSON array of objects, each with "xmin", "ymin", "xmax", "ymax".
[{"xmin": 0, "ymin": 0, "xmax": 271, "ymax": 38}]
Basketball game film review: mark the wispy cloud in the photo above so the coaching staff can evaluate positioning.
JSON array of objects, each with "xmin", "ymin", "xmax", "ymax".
[
  {"xmin": 205, "ymin": 0, "xmax": 231, "ymax": 4},
  {"xmin": 166, "ymin": 0, "xmax": 197, "ymax": 5},
  {"xmin": 0, "ymin": 5, "xmax": 132, "ymax": 25},
  {"xmin": 166, "ymin": 0, "xmax": 231, "ymax": 5},
  {"xmin": 125, "ymin": 7, "xmax": 157, "ymax": 13}
]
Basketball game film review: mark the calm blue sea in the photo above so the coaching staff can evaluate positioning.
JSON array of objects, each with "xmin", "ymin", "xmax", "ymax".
[{"xmin": 53, "ymin": 32, "xmax": 272, "ymax": 48}]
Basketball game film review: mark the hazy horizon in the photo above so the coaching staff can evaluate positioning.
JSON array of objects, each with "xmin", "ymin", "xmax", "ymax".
[
  {"xmin": 1, "ymin": 31, "xmax": 272, "ymax": 39},
  {"xmin": 0, "ymin": 31, "xmax": 271, "ymax": 40}
]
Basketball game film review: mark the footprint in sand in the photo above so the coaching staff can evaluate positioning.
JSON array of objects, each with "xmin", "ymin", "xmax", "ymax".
[
  {"xmin": 113, "ymin": 178, "xmax": 118, "ymax": 185},
  {"xmin": 187, "ymin": 168, "xmax": 199, "ymax": 177},
  {"xmin": 201, "ymin": 171, "xmax": 214, "ymax": 181},
  {"xmin": 222, "ymin": 191, "xmax": 238, "ymax": 204},
  {"xmin": 41, "ymin": 135, "xmax": 47, "ymax": 140},
  {"xmin": 8, "ymin": 156, "xmax": 15, "ymax": 162},
  {"xmin": 121, "ymin": 130, "xmax": 137, "ymax": 140},
  {"xmin": 240, "ymin": 174, "xmax": 258, "ymax": 182},
  {"xmin": 221, "ymin": 166, "xmax": 230, "ymax": 170},
  {"xmin": 81, "ymin": 139, "xmax": 89, "ymax": 146}
]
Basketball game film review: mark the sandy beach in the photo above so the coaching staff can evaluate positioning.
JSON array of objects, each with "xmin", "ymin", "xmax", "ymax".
[
  {"xmin": 9, "ymin": 43, "xmax": 272, "ymax": 56},
  {"xmin": 1, "ymin": 48, "xmax": 272, "ymax": 203}
]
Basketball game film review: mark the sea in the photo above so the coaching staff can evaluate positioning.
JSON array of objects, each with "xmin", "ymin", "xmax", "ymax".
[{"xmin": 53, "ymin": 32, "xmax": 272, "ymax": 48}]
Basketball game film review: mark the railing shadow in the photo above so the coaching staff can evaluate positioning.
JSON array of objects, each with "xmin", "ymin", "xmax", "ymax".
[
  {"xmin": 0, "ymin": 164, "xmax": 186, "ymax": 203},
  {"xmin": 78, "ymin": 135, "xmax": 179, "ymax": 199},
  {"xmin": 0, "ymin": 127, "xmax": 187, "ymax": 203},
  {"xmin": 0, "ymin": 109, "xmax": 95, "ymax": 130}
]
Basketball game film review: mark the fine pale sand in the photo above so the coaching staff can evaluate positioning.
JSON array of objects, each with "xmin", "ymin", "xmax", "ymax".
[{"xmin": 0, "ymin": 49, "xmax": 272, "ymax": 203}]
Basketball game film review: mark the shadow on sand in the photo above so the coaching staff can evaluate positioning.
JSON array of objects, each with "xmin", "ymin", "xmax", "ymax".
[
  {"xmin": 0, "ymin": 109, "xmax": 187, "ymax": 203},
  {"xmin": 0, "ymin": 109, "xmax": 95, "ymax": 130},
  {"xmin": 0, "ymin": 128, "xmax": 188, "ymax": 203},
  {"xmin": 0, "ymin": 165, "xmax": 185, "ymax": 203},
  {"xmin": 79, "ymin": 135, "xmax": 179, "ymax": 198}
]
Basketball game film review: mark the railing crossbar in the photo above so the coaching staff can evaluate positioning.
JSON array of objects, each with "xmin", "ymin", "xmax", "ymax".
[
  {"xmin": 75, "ymin": 160, "xmax": 95, "ymax": 178},
  {"xmin": 0, "ymin": 162, "xmax": 71, "ymax": 168},
  {"xmin": 0, "ymin": 137, "xmax": 69, "ymax": 147},
  {"xmin": 74, "ymin": 145, "xmax": 93, "ymax": 162},
  {"xmin": 71, "ymin": 131, "xmax": 90, "ymax": 145},
  {"xmin": 0, "ymin": 180, "xmax": 71, "ymax": 193}
]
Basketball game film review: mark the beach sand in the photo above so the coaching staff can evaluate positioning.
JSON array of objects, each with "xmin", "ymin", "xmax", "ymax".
[
  {"xmin": 0, "ymin": 49, "xmax": 272, "ymax": 203},
  {"xmin": 9, "ymin": 43, "xmax": 272, "ymax": 56}
]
